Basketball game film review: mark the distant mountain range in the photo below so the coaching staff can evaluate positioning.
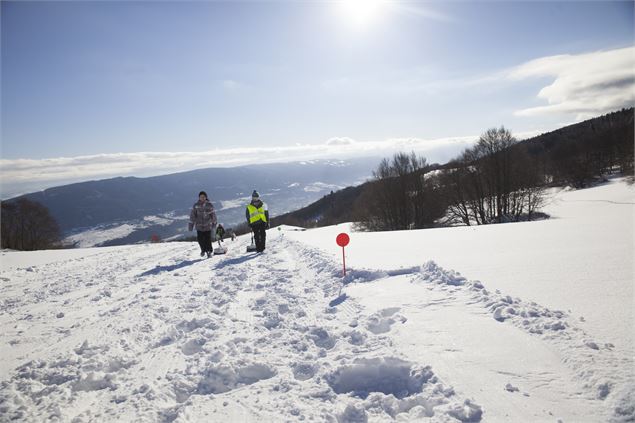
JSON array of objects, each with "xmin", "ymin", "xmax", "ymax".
[
  {"xmin": 8, "ymin": 109, "xmax": 633, "ymax": 247},
  {"xmin": 9, "ymin": 158, "xmax": 380, "ymax": 247}
]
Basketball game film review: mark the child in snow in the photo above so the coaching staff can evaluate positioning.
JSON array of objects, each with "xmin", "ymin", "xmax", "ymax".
[
  {"xmin": 188, "ymin": 191, "xmax": 217, "ymax": 258},
  {"xmin": 245, "ymin": 190, "xmax": 269, "ymax": 253},
  {"xmin": 216, "ymin": 224, "xmax": 225, "ymax": 242}
]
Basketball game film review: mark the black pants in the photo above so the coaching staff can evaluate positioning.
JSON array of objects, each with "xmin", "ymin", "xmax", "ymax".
[
  {"xmin": 252, "ymin": 223, "xmax": 267, "ymax": 252},
  {"xmin": 197, "ymin": 230, "xmax": 212, "ymax": 253}
]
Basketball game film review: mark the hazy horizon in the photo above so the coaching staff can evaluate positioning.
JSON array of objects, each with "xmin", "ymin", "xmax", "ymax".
[{"xmin": 2, "ymin": 1, "xmax": 633, "ymax": 197}]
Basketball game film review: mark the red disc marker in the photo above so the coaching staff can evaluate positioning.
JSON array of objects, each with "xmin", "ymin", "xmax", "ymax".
[
  {"xmin": 336, "ymin": 233, "xmax": 350, "ymax": 277},
  {"xmin": 336, "ymin": 233, "xmax": 350, "ymax": 247}
]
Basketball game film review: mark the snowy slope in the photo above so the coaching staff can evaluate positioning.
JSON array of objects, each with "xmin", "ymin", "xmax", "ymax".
[
  {"xmin": 0, "ymin": 178, "xmax": 633, "ymax": 422},
  {"xmin": 287, "ymin": 178, "xmax": 635, "ymax": 358}
]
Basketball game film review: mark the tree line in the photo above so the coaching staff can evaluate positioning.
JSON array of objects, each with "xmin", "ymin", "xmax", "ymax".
[
  {"xmin": 275, "ymin": 109, "xmax": 633, "ymax": 231},
  {"xmin": 520, "ymin": 108, "xmax": 633, "ymax": 188},
  {"xmin": 1, "ymin": 198, "xmax": 62, "ymax": 250},
  {"xmin": 355, "ymin": 127, "xmax": 547, "ymax": 230}
]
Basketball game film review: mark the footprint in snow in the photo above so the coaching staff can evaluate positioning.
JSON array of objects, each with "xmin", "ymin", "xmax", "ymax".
[{"xmin": 365, "ymin": 308, "xmax": 407, "ymax": 335}]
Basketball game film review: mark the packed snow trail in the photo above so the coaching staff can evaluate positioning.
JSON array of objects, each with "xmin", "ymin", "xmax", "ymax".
[
  {"xmin": 0, "ymin": 237, "xmax": 478, "ymax": 422},
  {"xmin": 0, "ymin": 229, "xmax": 632, "ymax": 422}
]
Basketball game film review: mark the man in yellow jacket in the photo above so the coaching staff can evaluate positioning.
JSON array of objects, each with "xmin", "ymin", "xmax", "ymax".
[{"xmin": 245, "ymin": 190, "xmax": 269, "ymax": 253}]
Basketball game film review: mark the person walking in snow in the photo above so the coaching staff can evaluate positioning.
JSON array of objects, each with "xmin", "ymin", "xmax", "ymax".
[
  {"xmin": 215, "ymin": 223, "xmax": 225, "ymax": 243},
  {"xmin": 189, "ymin": 191, "xmax": 217, "ymax": 258},
  {"xmin": 246, "ymin": 190, "xmax": 269, "ymax": 253}
]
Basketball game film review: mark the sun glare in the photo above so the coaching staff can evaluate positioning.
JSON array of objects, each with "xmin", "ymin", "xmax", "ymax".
[{"xmin": 337, "ymin": 0, "xmax": 385, "ymax": 27}]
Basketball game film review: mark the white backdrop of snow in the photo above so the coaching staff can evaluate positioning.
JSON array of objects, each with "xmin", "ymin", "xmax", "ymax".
[{"xmin": 0, "ymin": 177, "xmax": 632, "ymax": 422}]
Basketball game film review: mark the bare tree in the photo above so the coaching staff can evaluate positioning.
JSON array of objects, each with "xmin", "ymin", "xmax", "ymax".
[
  {"xmin": 1, "ymin": 198, "xmax": 62, "ymax": 250},
  {"xmin": 441, "ymin": 127, "xmax": 547, "ymax": 225},
  {"xmin": 440, "ymin": 160, "xmax": 473, "ymax": 226},
  {"xmin": 356, "ymin": 152, "xmax": 444, "ymax": 231}
]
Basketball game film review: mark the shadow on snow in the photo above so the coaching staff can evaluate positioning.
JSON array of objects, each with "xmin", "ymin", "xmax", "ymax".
[
  {"xmin": 138, "ymin": 259, "xmax": 204, "ymax": 277},
  {"xmin": 213, "ymin": 253, "xmax": 259, "ymax": 269}
]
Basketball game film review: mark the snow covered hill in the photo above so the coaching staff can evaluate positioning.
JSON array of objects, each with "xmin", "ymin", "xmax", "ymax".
[{"xmin": 0, "ymin": 178, "xmax": 632, "ymax": 422}]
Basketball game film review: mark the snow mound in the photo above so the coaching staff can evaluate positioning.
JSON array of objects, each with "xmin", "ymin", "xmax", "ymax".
[
  {"xmin": 351, "ymin": 386, "xmax": 482, "ymax": 422},
  {"xmin": 448, "ymin": 399, "xmax": 484, "ymax": 422},
  {"xmin": 72, "ymin": 372, "xmax": 117, "ymax": 392},
  {"xmin": 416, "ymin": 261, "xmax": 571, "ymax": 335},
  {"xmin": 421, "ymin": 261, "xmax": 467, "ymax": 286},
  {"xmin": 175, "ymin": 317, "xmax": 217, "ymax": 332},
  {"xmin": 338, "ymin": 403, "xmax": 368, "ymax": 423},
  {"xmin": 181, "ymin": 338, "xmax": 206, "ymax": 356},
  {"xmin": 292, "ymin": 362, "xmax": 319, "ymax": 381},
  {"xmin": 307, "ymin": 327, "xmax": 337, "ymax": 350},
  {"xmin": 611, "ymin": 386, "xmax": 635, "ymax": 422},
  {"xmin": 365, "ymin": 308, "xmax": 406, "ymax": 334},
  {"xmin": 195, "ymin": 362, "xmax": 277, "ymax": 395}
]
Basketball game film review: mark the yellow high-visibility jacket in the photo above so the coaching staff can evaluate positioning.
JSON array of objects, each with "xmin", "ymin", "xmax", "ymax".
[{"xmin": 246, "ymin": 201, "xmax": 268, "ymax": 225}]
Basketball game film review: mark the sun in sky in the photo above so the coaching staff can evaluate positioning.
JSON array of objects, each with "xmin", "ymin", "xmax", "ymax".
[
  {"xmin": 1, "ymin": 0, "xmax": 632, "ymax": 197},
  {"xmin": 336, "ymin": 0, "xmax": 387, "ymax": 27}
]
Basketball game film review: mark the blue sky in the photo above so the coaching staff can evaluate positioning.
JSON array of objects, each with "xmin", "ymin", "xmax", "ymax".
[{"xmin": 1, "ymin": 1, "xmax": 633, "ymax": 196}]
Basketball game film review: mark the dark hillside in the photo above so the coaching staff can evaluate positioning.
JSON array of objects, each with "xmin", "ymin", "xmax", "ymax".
[{"xmin": 272, "ymin": 109, "xmax": 634, "ymax": 229}]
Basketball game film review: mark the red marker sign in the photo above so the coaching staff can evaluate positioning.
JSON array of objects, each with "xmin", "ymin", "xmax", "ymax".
[
  {"xmin": 336, "ymin": 233, "xmax": 350, "ymax": 247},
  {"xmin": 336, "ymin": 233, "xmax": 350, "ymax": 277}
]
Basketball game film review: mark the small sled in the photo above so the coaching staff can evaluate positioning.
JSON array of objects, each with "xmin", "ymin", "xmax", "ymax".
[
  {"xmin": 213, "ymin": 240, "xmax": 227, "ymax": 255},
  {"xmin": 246, "ymin": 233, "xmax": 257, "ymax": 253}
]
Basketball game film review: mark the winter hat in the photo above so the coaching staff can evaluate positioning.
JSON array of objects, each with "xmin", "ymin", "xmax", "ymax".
[
  {"xmin": 252, "ymin": 190, "xmax": 260, "ymax": 199},
  {"xmin": 199, "ymin": 191, "xmax": 208, "ymax": 199}
]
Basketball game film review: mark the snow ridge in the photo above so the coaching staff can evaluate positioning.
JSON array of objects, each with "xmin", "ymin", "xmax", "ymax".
[
  {"xmin": 416, "ymin": 260, "xmax": 634, "ymax": 418},
  {"xmin": 290, "ymin": 238, "xmax": 634, "ymax": 422}
]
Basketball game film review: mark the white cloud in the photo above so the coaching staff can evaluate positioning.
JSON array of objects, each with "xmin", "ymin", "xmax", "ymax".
[
  {"xmin": 326, "ymin": 137, "xmax": 357, "ymax": 146},
  {"xmin": 0, "ymin": 135, "xmax": 481, "ymax": 198},
  {"xmin": 320, "ymin": 47, "xmax": 633, "ymax": 118},
  {"xmin": 510, "ymin": 46, "xmax": 635, "ymax": 120}
]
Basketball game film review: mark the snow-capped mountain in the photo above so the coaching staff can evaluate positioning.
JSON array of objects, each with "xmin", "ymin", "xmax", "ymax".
[{"xmin": 9, "ymin": 158, "xmax": 379, "ymax": 247}]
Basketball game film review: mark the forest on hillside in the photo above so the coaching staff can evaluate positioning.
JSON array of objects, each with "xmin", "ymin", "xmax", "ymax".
[{"xmin": 272, "ymin": 108, "xmax": 634, "ymax": 231}]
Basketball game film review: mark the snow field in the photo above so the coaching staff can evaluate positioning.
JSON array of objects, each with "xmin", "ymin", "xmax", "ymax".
[
  {"xmin": 0, "ymin": 178, "xmax": 632, "ymax": 422},
  {"xmin": 284, "ymin": 179, "xmax": 634, "ymax": 354},
  {"xmin": 2, "ymin": 236, "xmax": 485, "ymax": 422}
]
